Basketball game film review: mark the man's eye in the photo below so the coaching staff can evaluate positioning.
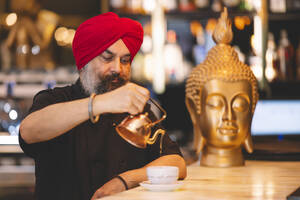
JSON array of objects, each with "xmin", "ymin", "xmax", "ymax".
[
  {"xmin": 120, "ymin": 57, "xmax": 130, "ymax": 64},
  {"xmin": 101, "ymin": 55, "xmax": 114, "ymax": 62}
]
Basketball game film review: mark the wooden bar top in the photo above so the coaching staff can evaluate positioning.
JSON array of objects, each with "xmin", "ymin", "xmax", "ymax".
[{"xmin": 101, "ymin": 160, "xmax": 300, "ymax": 200}]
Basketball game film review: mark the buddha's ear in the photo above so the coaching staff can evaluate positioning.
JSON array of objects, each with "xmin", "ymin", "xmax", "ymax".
[
  {"xmin": 185, "ymin": 97, "xmax": 205, "ymax": 154},
  {"xmin": 243, "ymin": 132, "xmax": 253, "ymax": 153}
]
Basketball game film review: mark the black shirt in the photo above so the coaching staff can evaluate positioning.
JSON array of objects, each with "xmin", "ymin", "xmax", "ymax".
[{"xmin": 19, "ymin": 79, "xmax": 182, "ymax": 200}]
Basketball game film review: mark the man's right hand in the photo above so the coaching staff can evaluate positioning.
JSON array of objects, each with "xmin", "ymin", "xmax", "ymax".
[{"xmin": 95, "ymin": 82, "xmax": 150, "ymax": 116}]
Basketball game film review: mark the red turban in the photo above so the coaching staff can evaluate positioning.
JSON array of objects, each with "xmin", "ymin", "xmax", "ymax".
[{"xmin": 72, "ymin": 12, "xmax": 144, "ymax": 71}]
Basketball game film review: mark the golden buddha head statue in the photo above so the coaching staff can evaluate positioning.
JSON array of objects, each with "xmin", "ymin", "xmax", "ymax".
[{"xmin": 185, "ymin": 8, "xmax": 259, "ymax": 167}]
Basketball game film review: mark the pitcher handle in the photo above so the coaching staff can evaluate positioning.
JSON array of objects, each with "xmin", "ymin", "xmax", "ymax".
[{"xmin": 149, "ymin": 98, "xmax": 167, "ymax": 127}]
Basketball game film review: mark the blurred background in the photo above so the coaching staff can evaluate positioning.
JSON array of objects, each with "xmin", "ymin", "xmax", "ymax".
[{"xmin": 0, "ymin": 0, "xmax": 300, "ymax": 199}]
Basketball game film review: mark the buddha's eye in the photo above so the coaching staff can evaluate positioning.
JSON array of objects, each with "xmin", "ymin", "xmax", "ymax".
[
  {"xmin": 232, "ymin": 96, "xmax": 250, "ymax": 112},
  {"xmin": 206, "ymin": 95, "xmax": 224, "ymax": 110}
]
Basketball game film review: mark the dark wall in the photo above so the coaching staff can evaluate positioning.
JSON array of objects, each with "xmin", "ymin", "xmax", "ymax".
[{"xmin": 39, "ymin": 0, "xmax": 100, "ymax": 15}]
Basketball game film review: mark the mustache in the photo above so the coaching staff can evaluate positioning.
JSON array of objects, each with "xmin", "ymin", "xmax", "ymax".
[
  {"xmin": 96, "ymin": 72, "xmax": 128, "ymax": 94},
  {"xmin": 102, "ymin": 72, "xmax": 128, "ymax": 84}
]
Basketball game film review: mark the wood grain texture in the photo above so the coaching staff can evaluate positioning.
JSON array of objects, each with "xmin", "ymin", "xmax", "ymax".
[{"xmin": 101, "ymin": 161, "xmax": 300, "ymax": 200}]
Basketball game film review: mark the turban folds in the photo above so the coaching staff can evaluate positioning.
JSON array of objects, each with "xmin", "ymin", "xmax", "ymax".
[{"xmin": 72, "ymin": 12, "xmax": 144, "ymax": 70}]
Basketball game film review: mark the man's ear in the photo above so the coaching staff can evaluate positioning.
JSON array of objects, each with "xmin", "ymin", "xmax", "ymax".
[
  {"xmin": 243, "ymin": 132, "xmax": 253, "ymax": 153},
  {"xmin": 185, "ymin": 97, "xmax": 205, "ymax": 154}
]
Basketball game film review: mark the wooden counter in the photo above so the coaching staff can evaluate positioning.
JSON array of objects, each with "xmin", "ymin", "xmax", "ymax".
[{"xmin": 101, "ymin": 161, "xmax": 300, "ymax": 200}]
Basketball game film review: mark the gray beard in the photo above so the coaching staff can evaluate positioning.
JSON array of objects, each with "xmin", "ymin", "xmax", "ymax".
[
  {"xmin": 79, "ymin": 64, "xmax": 128, "ymax": 95},
  {"xmin": 79, "ymin": 65, "xmax": 106, "ymax": 95}
]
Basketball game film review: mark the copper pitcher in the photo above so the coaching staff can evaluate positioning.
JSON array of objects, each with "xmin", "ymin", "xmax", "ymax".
[{"xmin": 116, "ymin": 98, "xmax": 166, "ymax": 152}]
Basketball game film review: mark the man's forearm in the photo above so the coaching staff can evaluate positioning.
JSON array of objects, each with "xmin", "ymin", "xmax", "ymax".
[
  {"xmin": 20, "ymin": 97, "xmax": 90, "ymax": 144},
  {"xmin": 119, "ymin": 154, "xmax": 187, "ymax": 189},
  {"xmin": 20, "ymin": 83, "xmax": 151, "ymax": 144}
]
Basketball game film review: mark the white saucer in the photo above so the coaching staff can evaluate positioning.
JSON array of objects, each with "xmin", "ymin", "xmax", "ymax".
[{"xmin": 139, "ymin": 181, "xmax": 183, "ymax": 192}]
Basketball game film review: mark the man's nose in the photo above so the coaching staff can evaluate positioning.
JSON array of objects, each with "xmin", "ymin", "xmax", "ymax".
[{"xmin": 110, "ymin": 57, "xmax": 121, "ymax": 73}]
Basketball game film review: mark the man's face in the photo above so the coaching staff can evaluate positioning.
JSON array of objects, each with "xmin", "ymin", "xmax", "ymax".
[
  {"xmin": 199, "ymin": 79, "xmax": 253, "ymax": 148},
  {"xmin": 80, "ymin": 39, "xmax": 131, "ymax": 94}
]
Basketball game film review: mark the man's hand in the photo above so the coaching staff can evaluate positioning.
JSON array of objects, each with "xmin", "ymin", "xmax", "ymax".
[
  {"xmin": 95, "ymin": 82, "xmax": 150, "ymax": 115},
  {"xmin": 90, "ymin": 176, "xmax": 127, "ymax": 200},
  {"xmin": 90, "ymin": 155, "xmax": 187, "ymax": 199}
]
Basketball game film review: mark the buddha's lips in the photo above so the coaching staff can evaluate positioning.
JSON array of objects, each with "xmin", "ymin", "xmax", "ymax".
[{"xmin": 218, "ymin": 126, "xmax": 238, "ymax": 135}]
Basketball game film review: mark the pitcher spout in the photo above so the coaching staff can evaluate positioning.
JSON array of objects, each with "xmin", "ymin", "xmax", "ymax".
[{"xmin": 147, "ymin": 129, "xmax": 165, "ymax": 154}]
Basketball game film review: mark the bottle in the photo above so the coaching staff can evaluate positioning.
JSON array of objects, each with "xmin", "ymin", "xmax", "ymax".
[
  {"xmin": 0, "ymin": 81, "xmax": 21, "ymax": 135},
  {"xmin": 163, "ymin": 30, "xmax": 185, "ymax": 83},
  {"xmin": 265, "ymin": 32, "xmax": 278, "ymax": 82},
  {"xmin": 277, "ymin": 29, "xmax": 295, "ymax": 81},
  {"xmin": 190, "ymin": 21, "xmax": 206, "ymax": 65},
  {"xmin": 205, "ymin": 18, "xmax": 217, "ymax": 52}
]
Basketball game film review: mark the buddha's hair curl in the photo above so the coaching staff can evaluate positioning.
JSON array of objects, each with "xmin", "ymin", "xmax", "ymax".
[{"xmin": 186, "ymin": 44, "xmax": 259, "ymax": 114}]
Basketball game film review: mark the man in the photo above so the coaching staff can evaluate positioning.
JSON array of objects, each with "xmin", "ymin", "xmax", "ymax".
[{"xmin": 19, "ymin": 12, "xmax": 186, "ymax": 200}]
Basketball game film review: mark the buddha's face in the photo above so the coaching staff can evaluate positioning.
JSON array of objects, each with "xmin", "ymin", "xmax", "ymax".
[{"xmin": 199, "ymin": 79, "xmax": 252, "ymax": 148}]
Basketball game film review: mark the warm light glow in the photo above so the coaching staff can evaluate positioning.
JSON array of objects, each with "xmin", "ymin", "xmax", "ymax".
[
  {"xmin": 251, "ymin": 15, "xmax": 262, "ymax": 56},
  {"xmin": 143, "ymin": 54, "xmax": 153, "ymax": 81},
  {"xmin": 166, "ymin": 30, "xmax": 176, "ymax": 43},
  {"xmin": 8, "ymin": 125, "xmax": 18, "ymax": 135},
  {"xmin": 190, "ymin": 21, "xmax": 203, "ymax": 36},
  {"xmin": 31, "ymin": 45, "xmax": 40, "ymax": 55},
  {"xmin": 234, "ymin": 16, "xmax": 251, "ymax": 30},
  {"xmin": 265, "ymin": 49, "xmax": 276, "ymax": 82},
  {"xmin": 143, "ymin": 0, "xmax": 156, "ymax": 13},
  {"xmin": 152, "ymin": 0, "xmax": 165, "ymax": 94},
  {"xmin": 249, "ymin": 55, "xmax": 263, "ymax": 81},
  {"xmin": 141, "ymin": 35, "xmax": 152, "ymax": 53},
  {"xmin": 21, "ymin": 45, "xmax": 29, "ymax": 54},
  {"xmin": 0, "ymin": 136, "xmax": 19, "ymax": 144},
  {"xmin": 55, "ymin": 27, "xmax": 68, "ymax": 45},
  {"xmin": 252, "ymin": 0, "xmax": 262, "ymax": 11},
  {"xmin": 205, "ymin": 18, "xmax": 217, "ymax": 33},
  {"xmin": 127, "ymin": 0, "xmax": 143, "ymax": 12},
  {"xmin": 265, "ymin": 182, "xmax": 275, "ymax": 197},
  {"xmin": 66, "ymin": 29, "xmax": 76, "ymax": 45},
  {"xmin": 250, "ymin": 63, "xmax": 263, "ymax": 81},
  {"xmin": 164, "ymin": 41, "xmax": 184, "ymax": 83},
  {"xmin": 234, "ymin": 16, "xmax": 245, "ymax": 30},
  {"xmin": 54, "ymin": 27, "xmax": 75, "ymax": 46},
  {"xmin": 6, "ymin": 13, "xmax": 17, "ymax": 26},
  {"xmin": 3, "ymin": 103, "xmax": 11, "ymax": 113},
  {"xmin": 9, "ymin": 109, "xmax": 18, "ymax": 120},
  {"xmin": 244, "ymin": 16, "xmax": 251, "ymax": 25}
]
